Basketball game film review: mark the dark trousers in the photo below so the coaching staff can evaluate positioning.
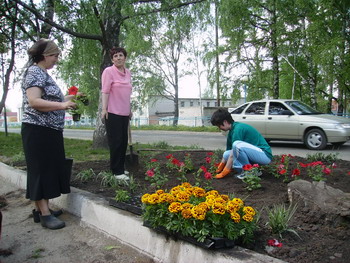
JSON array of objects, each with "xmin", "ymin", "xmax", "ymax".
[{"xmin": 105, "ymin": 113, "xmax": 129, "ymax": 175}]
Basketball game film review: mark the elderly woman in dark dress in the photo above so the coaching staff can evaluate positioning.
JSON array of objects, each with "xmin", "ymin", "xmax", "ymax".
[{"xmin": 21, "ymin": 39, "xmax": 77, "ymax": 230}]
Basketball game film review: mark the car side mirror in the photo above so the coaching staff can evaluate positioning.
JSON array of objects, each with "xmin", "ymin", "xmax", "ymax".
[{"xmin": 281, "ymin": 110, "xmax": 293, "ymax": 115}]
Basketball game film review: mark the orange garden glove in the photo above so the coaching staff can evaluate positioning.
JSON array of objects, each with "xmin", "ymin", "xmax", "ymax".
[
  {"xmin": 216, "ymin": 162, "xmax": 226, "ymax": 173},
  {"xmin": 214, "ymin": 167, "xmax": 232, "ymax": 179}
]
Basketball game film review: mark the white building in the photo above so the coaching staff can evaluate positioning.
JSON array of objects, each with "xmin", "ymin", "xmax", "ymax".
[{"xmin": 132, "ymin": 96, "xmax": 245, "ymax": 127}]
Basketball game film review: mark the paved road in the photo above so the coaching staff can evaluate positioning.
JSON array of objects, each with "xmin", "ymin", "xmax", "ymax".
[{"xmin": 2, "ymin": 128, "xmax": 350, "ymax": 160}]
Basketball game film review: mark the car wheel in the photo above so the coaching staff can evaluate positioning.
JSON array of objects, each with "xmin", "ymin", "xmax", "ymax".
[{"xmin": 304, "ymin": 128, "xmax": 327, "ymax": 150}]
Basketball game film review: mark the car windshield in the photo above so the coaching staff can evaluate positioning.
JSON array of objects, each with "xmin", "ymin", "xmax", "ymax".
[{"xmin": 285, "ymin": 101, "xmax": 323, "ymax": 115}]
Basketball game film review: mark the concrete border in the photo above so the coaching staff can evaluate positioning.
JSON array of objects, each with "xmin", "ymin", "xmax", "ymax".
[{"xmin": 0, "ymin": 162, "xmax": 284, "ymax": 263}]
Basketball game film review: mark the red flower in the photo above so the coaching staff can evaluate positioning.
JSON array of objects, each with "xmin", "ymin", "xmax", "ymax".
[
  {"xmin": 252, "ymin": 164, "xmax": 260, "ymax": 168},
  {"xmin": 323, "ymin": 167, "xmax": 331, "ymax": 175},
  {"xmin": 205, "ymin": 157, "xmax": 211, "ymax": 163},
  {"xmin": 267, "ymin": 239, "xmax": 283, "ymax": 247},
  {"xmin": 204, "ymin": 172, "xmax": 212, "ymax": 180},
  {"xmin": 171, "ymin": 158, "xmax": 181, "ymax": 166},
  {"xmin": 166, "ymin": 154, "xmax": 173, "ymax": 159},
  {"xmin": 292, "ymin": 168, "xmax": 300, "ymax": 176},
  {"xmin": 68, "ymin": 86, "xmax": 78, "ymax": 95},
  {"xmin": 200, "ymin": 166, "xmax": 207, "ymax": 173},
  {"xmin": 298, "ymin": 162, "xmax": 308, "ymax": 168},
  {"xmin": 151, "ymin": 158, "xmax": 158, "ymax": 162},
  {"xmin": 332, "ymin": 163, "xmax": 337, "ymax": 168},
  {"xmin": 243, "ymin": 164, "xmax": 253, "ymax": 171},
  {"xmin": 146, "ymin": 169, "xmax": 155, "ymax": 177},
  {"xmin": 206, "ymin": 152, "xmax": 214, "ymax": 156},
  {"xmin": 279, "ymin": 169, "xmax": 287, "ymax": 175},
  {"xmin": 348, "ymin": 172, "xmax": 350, "ymax": 175}
]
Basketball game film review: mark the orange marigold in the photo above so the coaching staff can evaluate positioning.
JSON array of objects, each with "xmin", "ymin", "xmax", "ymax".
[
  {"xmin": 230, "ymin": 212, "xmax": 241, "ymax": 223},
  {"xmin": 141, "ymin": 193, "xmax": 150, "ymax": 204},
  {"xmin": 192, "ymin": 187, "xmax": 206, "ymax": 197},
  {"xmin": 243, "ymin": 206, "xmax": 256, "ymax": 216},
  {"xmin": 168, "ymin": 202, "xmax": 182, "ymax": 213},
  {"xmin": 148, "ymin": 193, "xmax": 159, "ymax": 204},
  {"xmin": 243, "ymin": 214, "xmax": 254, "ymax": 222},
  {"xmin": 181, "ymin": 208, "xmax": 193, "ymax": 219}
]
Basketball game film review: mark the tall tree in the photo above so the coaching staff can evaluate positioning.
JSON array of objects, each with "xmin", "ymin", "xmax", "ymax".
[{"xmin": 12, "ymin": 0, "xmax": 207, "ymax": 147}]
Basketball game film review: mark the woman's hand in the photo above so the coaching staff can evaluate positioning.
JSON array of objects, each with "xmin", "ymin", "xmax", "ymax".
[
  {"xmin": 63, "ymin": 100, "xmax": 76, "ymax": 110},
  {"xmin": 101, "ymin": 109, "xmax": 108, "ymax": 123}
]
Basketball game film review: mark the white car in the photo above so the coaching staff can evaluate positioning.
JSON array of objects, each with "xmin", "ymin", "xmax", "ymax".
[{"xmin": 229, "ymin": 99, "xmax": 350, "ymax": 150}]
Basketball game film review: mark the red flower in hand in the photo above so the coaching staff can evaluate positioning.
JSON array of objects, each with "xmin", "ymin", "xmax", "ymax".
[{"xmin": 68, "ymin": 86, "xmax": 78, "ymax": 95}]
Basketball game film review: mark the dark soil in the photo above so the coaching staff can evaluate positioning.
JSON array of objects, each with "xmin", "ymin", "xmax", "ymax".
[{"xmin": 11, "ymin": 151, "xmax": 350, "ymax": 263}]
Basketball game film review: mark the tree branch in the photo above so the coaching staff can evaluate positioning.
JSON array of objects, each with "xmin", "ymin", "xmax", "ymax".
[{"xmin": 13, "ymin": 0, "xmax": 103, "ymax": 41}]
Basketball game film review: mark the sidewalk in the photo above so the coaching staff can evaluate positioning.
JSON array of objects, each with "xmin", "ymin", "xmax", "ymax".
[{"xmin": 0, "ymin": 162, "xmax": 285, "ymax": 263}]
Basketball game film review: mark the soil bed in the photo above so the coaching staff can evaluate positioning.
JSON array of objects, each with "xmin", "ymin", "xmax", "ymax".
[{"xmin": 12, "ymin": 151, "xmax": 350, "ymax": 263}]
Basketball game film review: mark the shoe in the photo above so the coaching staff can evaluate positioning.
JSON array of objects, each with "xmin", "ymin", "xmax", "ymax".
[
  {"xmin": 32, "ymin": 209, "xmax": 63, "ymax": 223},
  {"xmin": 236, "ymin": 172, "xmax": 246, "ymax": 180},
  {"xmin": 39, "ymin": 214, "xmax": 65, "ymax": 230},
  {"xmin": 114, "ymin": 174, "xmax": 129, "ymax": 180}
]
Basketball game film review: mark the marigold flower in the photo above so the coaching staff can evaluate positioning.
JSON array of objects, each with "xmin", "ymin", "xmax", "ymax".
[
  {"xmin": 168, "ymin": 202, "xmax": 182, "ymax": 213},
  {"xmin": 148, "ymin": 193, "xmax": 159, "ymax": 204},
  {"xmin": 232, "ymin": 198, "xmax": 244, "ymax": 208},
  {"xmin": 206, "ymin": 190, "xmax": 219, "ymax": 197},
  {"xmin": 180, "ymin": 182, "xmax": 192, "ymax": 188},
  {"xmin": 164, "ymin": 193, "xmax": 175, "ymax": 203},
  {"xmin": 156, "ymin": 189, "xmax": 164, "ymax": 195},
  {"xmin": 176, "ymin": 191, "xmax": 190, "ymax": 202},
  {"xmin": 226, "ymin": 201, "xmax": 239, "ymax": 213},
  {"xmin": 191, "ymin": 205, "xmax": 206, "ymax": 220},
  {"xmin": 220, "ymin": 194, "xmax": 229, "ymax": 202},
  {"xmin": 158, "ymin": 193, "xmax": 169, "ymax": 203},
  {"xmin": 230, "ymin": 212, "xmax": 240, "ymax": 223},
  {"xmin": 243, "ymin": 206, "xmax": 256, "ymax": 216},
  {"xmin": 181, "ymin": 208, "xmax": 193, "ymax": 219},
  {"xmin": 243, "ymin": 214, "xmax": 254, "ymax": 222},
  {"xmin": 141, "ymin": 193, "xmax": 150, "ymax": 204},
  {"xmin": 192, "ymin": 187, "xmax": 206, "ymax": 197},
  {"xmin": 181, "ymin": 203, "xmax": 193, "ymax": 210},
  {"xmin": 213, "ymin": 203, "xmax": 226, "ymax": 215}
]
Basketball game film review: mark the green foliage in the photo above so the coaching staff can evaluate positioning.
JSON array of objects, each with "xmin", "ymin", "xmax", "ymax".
[
  {"xmin": 114, "ymin": 190, "xmax": 131, "ymax": 202},
  {"xmin": 76, "ymin": 168, "xmax": 96, "ymax": 182},
  {"xmin": 243, "ymin": 175, "xmax": 262, "ymax": 191},
  {"xmin": 306, "ymin": 152, "xmax": 339, "ymax": 164},
  {"xmin": 267, "ymin": 203, "xmax": 299, "ymax": 238}
]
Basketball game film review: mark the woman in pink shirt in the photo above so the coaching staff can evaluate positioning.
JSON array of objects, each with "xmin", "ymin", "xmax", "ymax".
[{"xmin": 101, "ymin": 47, "xmax": 132, "ymax": 179}]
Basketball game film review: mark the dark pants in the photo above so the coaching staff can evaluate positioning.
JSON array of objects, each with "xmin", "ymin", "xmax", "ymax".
[{"xmin": 105, "ymin": 113, "xmax": 129, "ymax": 175}]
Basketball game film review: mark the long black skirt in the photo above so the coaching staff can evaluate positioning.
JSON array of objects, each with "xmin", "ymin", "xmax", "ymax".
[{"xmin": 21, "ymin": 123, "xmax": 70, "ymax": 201}]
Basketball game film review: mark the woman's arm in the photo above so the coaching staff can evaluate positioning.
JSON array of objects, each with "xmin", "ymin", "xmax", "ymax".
[
  {"xmin": 101, "ymin": 92, "xmax": 109, "ymax": 120},
  {"xmin": 27, "ymin": 87, "xmax": 76, "ymax": 112}
]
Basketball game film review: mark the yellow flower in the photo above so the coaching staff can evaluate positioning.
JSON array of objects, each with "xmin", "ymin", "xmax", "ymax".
[
  {"xmin": 156, "ymin": 189, "xmax": 164, "ymax": 195},
  {"xmin": 141, "ymin": 193, "xmax": 150, "ymax": 204},
  {"xmin": 243, "ymin": 214, "xmax": 254, "ymax": 222},
  {"xmin": 192, "ymin": 187, "xmax": 206, "ymax": 197},
  {"xmin": 206, "ymin": 190, "xmax": 219, "ymax": 197},
  {"xmin": 176, "ymin": 191, "xmax": 190, "ymax": 202},
  {"xmin": 213, "ymin": 203, "xmax": 226, "ymax": 215},
  {"xmin": 181, "ymin": 208, "xmax": 192, "ymax": 219},
  {"xmin": 220, "ymin": 194, "xmax": 229, "ymax": 202},
  {"xmin": 230, "ymin": 212, "xmax": 241, "ymax": 223},
  {"xmin": 148, "ymin": 193, "xmax": 159, "ymax": 204},
  {"xmin": 170, "ymin": 186, "xmax": 181, "ymax": 195},
  {"xmin": 181, "ymin": 202, "xmax": 193, "ymax": 210},
  {"xmin": 168, "ymin": 202, "xmax": 182, "ymax": 213},
  {"xmin": 226, "ymin": 200, "xmax": 240, "ymax": 213},
  {"xmin": 158, "ymin": 193, "xmax": 169, "ymax": 203},
  {"xmin": 232, "ymin": 198, "xmax": 244, "ymax": 208},
  {"xmin": 214, "ymin": 197, "xmax": 226, "ymax": 204},
  {"xmin": 205, "ymin": 195, "xmax": 216, "ymax": 207},
  {"xmin": 180, "ymin": 182, "xmax": 192, "ymax": 188},
  {"xmin": 191, "ymin": 205, "xmax": 207, "ymax": 220},
  {"xmin": 243, "ymin": 206, "xmax": 256, "ymax": 216},
  {"xmin": 165, "ymin": 193, "xmax": 175, "ymax": 203}
]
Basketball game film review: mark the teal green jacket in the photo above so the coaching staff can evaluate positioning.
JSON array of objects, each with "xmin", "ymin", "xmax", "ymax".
[{"xmin": 226, "ymin": 122, "xmax": 273, "ymax": 160}]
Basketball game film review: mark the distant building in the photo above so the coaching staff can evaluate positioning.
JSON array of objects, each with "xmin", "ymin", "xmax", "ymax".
[
  {"xmin": 0, "ymin": 111, "xmax": 19, "ymax": 127},
  {"xmin": 132, "ymin": 96, "xmax": 245, "ymax": 127}
]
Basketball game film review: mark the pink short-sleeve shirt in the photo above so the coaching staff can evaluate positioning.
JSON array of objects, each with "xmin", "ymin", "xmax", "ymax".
[{"xmin": 101, "ymin": 65, "xmax": 132, "ymax": 116}]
